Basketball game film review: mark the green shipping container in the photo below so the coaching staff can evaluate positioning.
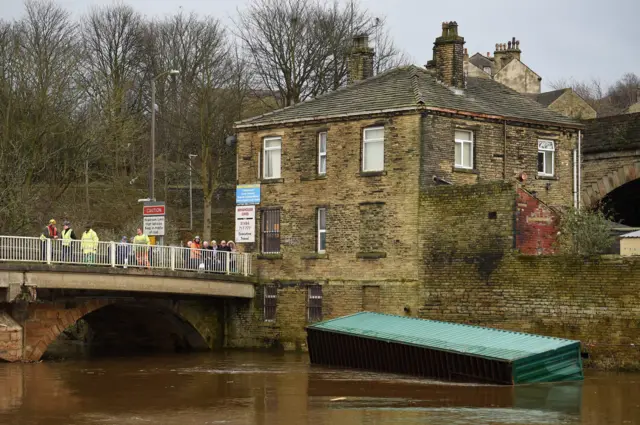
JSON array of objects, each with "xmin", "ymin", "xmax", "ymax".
[{"xmin": 306, "ymin": 312, "xmax": 584, "ymax": 385}]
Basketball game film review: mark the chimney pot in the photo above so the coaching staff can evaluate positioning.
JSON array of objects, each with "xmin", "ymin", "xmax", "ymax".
[
  {"xmin": 487, "ymin": 51, "xmax": 490, "ymax": 57},
  {"xmin": 430, "ymin": 20, "xmax": 465, "ymax": 89},
  {"xmin": 508, "ymin": 41, "xmax": 512, "ymax": 49}
]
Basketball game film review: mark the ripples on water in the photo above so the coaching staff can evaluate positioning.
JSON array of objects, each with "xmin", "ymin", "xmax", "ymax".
[{"xmin": 0, "ymin": 351, "xmax": 638, "ymax": 425}]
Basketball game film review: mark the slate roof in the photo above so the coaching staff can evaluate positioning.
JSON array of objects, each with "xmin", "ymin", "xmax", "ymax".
[
  {"xmin": 236, "ymin": 65, "xmax": 581, "ymax": 129},
  {"xmin": 469, "ymin": 53, "xmax": 493, "ymax": 70},
  {"xmin": 583, "ymin": 112, "xmax": 640, "ymax": 153},
  {"xmin": 528, "ymin": 89, "xmax": 568, "ymax": 107}
]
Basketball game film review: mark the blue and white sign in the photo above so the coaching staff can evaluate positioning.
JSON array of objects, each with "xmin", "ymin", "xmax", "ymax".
[{"xmin": 236, "ymin": 184, "xmax": 261, "ymax": 205}]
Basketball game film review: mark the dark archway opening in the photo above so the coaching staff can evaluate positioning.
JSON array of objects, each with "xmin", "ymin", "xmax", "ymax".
[
  {"xmin": 43, "ymin": 303, "xmax": 209, "ymax": 360},
  {"xmin": 599, "ymin": 178, "xmax": 640, "ymax": 227}
]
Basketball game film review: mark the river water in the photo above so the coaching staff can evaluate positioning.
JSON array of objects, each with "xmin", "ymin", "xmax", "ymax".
[{"xmin": 0, "ymin": 351, "xmax": 638, "ymax": 425}]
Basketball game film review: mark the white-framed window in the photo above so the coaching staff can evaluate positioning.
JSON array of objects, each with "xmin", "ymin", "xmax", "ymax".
[
  {"xmin": 538, "ymin": 139, "xmax": 555, "ymax": 176},
  {"xmin": 317, "ymin": 208, "xmax": 326, "ymax": 253},
  {"xmin": 483, "ymin": 66, "xmax": 492, "ymax": 75},
  {"xmin": 362, "ymin": 127, "xmax": 384, "ymax": 172},
  {"xmin": 263, "ymin": 136, "xmax": 282, "ymax": 179},
  {"xmin": 454, "ymin": 130, "xmax": 473, "ymax": 169},
  {"xmin": 318, "ymin": 132, "xmax": 327, "ymax": 175}
]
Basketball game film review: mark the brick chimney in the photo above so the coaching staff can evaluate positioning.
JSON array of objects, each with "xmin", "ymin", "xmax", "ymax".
[
  {"xmin": 347, "ymin": 34, "xmax": 374, "ymax": 85},
  {"xmin": 493, "ymin": 37, "xmax": 521, "ymax": 72},
  {"xmin": 426, "ymin": 21, "xmax": 465, "ymax": 89}
]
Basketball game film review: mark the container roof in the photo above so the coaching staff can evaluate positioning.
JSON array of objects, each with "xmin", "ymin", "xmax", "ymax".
[
  {"xmin": 307, "ymin": 312, "xmax": 579, "ymax": 362},
  {"xmin": 620, "ymin": 230, "xmax": 640, "ymax": 238}
]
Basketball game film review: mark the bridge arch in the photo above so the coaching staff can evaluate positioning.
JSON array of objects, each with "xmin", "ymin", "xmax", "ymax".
[
  {"xmin": 22, "ymin": 299, "xmax": 223, "ymax": 362},
  {"xmin": 582, "ymin": 162, "xmax": 640, "ymax": 207}
]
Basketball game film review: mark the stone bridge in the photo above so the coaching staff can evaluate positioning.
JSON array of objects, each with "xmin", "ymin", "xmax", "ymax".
[
  {"xmin": 582, "ymin": 112, "xmax": 640, "ymax": 225},
  {"xmin": 0, "ymin": 264, "xmax": 256, "ymax": 363}
]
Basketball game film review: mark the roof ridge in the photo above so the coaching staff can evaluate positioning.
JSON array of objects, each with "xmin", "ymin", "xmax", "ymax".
[
  {"xmin": 410, "ymin": 67, "xmax": 426, "ymax": 105},
  {"xmin": 235, "ymin": 66, "xmax": 414, "ymax": 126}
]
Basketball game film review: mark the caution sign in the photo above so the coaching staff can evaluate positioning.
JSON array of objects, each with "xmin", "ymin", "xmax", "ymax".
[{"xmin": 235, "ymin": 205, "xmax": 255, "ymax": 243}]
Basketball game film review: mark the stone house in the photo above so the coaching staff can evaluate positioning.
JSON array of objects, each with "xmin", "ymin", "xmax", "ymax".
[
  {"xmin": 229, "ymin": 22, "xmax": 582, "ymax": 349},
  {"xmin": 464, "ymin": 38, "xmax": 541, "ymax": 94},
  {"xmin": 528, "ymin": 88, "xmax": 597, "ymax": 120}
]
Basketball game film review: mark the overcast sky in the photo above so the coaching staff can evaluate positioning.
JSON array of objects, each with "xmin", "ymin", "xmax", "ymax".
[{"xmin": 2, "ymin": 0, "xmax": 639, "ymax": 91}]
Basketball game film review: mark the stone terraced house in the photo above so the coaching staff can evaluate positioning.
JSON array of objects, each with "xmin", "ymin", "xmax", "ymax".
[{"xmin": 227, "ymin": 22, "xmax": 584, "ymax": 350}]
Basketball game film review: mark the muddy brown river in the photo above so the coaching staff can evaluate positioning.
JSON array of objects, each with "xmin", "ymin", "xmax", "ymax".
[{"xmin": 0, "ymin": 351, "xmax": 638, "ymax": 425}]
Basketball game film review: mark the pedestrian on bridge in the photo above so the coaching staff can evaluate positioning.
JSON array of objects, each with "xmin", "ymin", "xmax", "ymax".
[
  {"xmin": 190, "ymin": 236, "xmax": 202, "ymax": 270},
  {"xmin": 40, "ymin": 219, "xmax": 58, "ymax": 261},
  {"xmin": 81, "ymin": 224, "xmax": 99, "ymax": 264},
  {"xmin": 61, "ymin": 221, "xmax": 77, "ymax": 262},
  {"xmin": 133, "ymin": 228, "xmax": 150, "ymax": 268}
]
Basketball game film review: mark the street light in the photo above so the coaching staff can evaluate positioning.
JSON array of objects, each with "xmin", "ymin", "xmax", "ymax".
[
  {"xmin": 150, "ymin": 69, "xmax": 180, "ymax": 201},
  {"xmin": 188, "ymin": 154, "xmax": 197, "ymax": 230}
]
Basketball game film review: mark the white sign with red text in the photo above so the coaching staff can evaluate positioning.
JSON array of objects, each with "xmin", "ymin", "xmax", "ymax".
[{"xmin": 235, "ymin": 206, "xmax": 255, "ymax": 243}]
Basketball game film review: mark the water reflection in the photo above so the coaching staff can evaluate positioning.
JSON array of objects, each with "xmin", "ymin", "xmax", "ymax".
[{"xmin": 0, "ymin": 351, "xmax": 637, "ymax": 425}]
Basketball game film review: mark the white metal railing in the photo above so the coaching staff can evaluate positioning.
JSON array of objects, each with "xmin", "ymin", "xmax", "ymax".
[{"xmin": 0, "ymin": 236, "xmax": 252, "ymax": 277}]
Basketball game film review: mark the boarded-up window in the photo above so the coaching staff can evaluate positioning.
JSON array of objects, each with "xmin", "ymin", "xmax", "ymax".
[
  {"xmin": 359, "ymin": 203, "xmax": 385, "ymax": 252},
  {"xmin": 307, "ymin": 285, "xmax": 323, "ymax": 322},
  {"xmin": 362, "ymin": 286, "xmax": 381, "ymax": 312},
  {"xmin": 264, "ymin": 285, "xmax": 277, "ymax": 321}
]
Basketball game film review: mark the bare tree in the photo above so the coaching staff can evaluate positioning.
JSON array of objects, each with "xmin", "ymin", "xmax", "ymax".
[{"xmin": 235, "ymin": 0, "xmax": 405, "ymax": 107}]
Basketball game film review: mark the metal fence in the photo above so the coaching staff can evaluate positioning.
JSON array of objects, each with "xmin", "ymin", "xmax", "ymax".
[{"xmin": 0, "ymin": 236, "xmax": 252, "ymax": 276}]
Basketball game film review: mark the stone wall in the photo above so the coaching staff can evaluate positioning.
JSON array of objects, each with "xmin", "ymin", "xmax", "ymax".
[
  {"xmin": 421, "ymin": 114, "xmax": 576, "ymax": 208},
  {"xmin": 237, "ymin": 113, "xmax": 423, "ymax": 282},
  {"xmin": 493, "ymin": 59, "xmax": 541, "ymax": 94},
  {"xmin": 419, "ymin": 182, "xmax": 640, "ymax": 369}
]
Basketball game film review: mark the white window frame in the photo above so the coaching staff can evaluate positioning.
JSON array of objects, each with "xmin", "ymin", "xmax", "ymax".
[
  {"xmin": 362, "ymin": 126, "xmax": 384, "ymax": 172},
  {"xmin": 483, "ymin": 66, "xmax": 492, "ymax": 75},
  {"xmin": 454, "ymin": 130, "xmax": 474, "ymax": 169},
  {"xmin": 318, "ymin": 132, "xmax": 327, "ymax": 175},
  {"xmin": 317, "ymin": 208, "xmax": 326, "ymax": 253},
  {"xmin": 538, "ymin": 139, "xmax": 555, "ymax": 177},
  {"xmin": 262, "ymin": 136, "xmax": 282, "ymax": 179}
]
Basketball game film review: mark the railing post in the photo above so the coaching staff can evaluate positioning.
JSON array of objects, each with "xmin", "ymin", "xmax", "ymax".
[
  {"xmin": 226, "ymin": 251, "xmax": 230, "ymax": 275},
  {"xmin": 244, "ymin": 254, "xmax": 249, "ymax": 277},
  {"xmin": 110, "ymin": 241, "xmax": 116, "ymax": 267},
  {"xmin": 46, "ymin": 239, "xmax": 52, "ymax": 265},
  {"xmin": 170, "ymin": 247, "xmax": 175, "ymax": 271}
]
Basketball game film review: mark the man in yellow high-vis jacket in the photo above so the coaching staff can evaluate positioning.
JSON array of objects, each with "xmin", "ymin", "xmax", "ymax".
[
  {"xmin": 81, "ymin": 223, "xmax": 99, "ymax": 264},
  {"xmin": 61, "ymin": 221, "xmax": 77, "ymax": 262}
]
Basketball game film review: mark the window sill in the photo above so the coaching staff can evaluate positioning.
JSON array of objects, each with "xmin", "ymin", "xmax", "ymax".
[
  {"xmin": 536, "ymin": 174, "xmax": 558, "ymax": 181},
  {"xmin": 356, "ymin": 251, "xmax": 387, "ymax": 259},
  {"xmin": 257, "ymin": 253, "xmax": 283, "ymax": 260},
  {"xmin": 300, "ymin": 175, "xmax": 327, "ymax": 182},
  {"xmin": 452, "ymin": 167, "xmax": 479, "ymax": 174},
  {"xmin": 261, "ymin": 178, "xmax": 284, "ymax": 184},
  {"xmin": 301, "ymin": 253, "xmax": 329, "ymax": 260},
  {"xmin": 359, "ymin": 170, "xmax": 387, "ymax": 177}
]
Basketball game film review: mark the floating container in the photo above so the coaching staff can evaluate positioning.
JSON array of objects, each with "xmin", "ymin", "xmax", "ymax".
[{"xmin": 306, "ymin": 312, "xmax": 584, "ymax": 385}]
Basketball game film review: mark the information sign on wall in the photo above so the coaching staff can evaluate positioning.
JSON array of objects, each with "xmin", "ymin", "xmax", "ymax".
[
  {"xmin": 236, "ymin": 184, "xmax": 261, "ymax": 205},
  {"xmin": 235, "ymin": 205, "xmax": 256, "ymax": 243}
]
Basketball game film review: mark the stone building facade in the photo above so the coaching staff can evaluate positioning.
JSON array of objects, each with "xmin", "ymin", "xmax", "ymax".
[{"xmin": 231, "ymin": 22, "xmax": 582, "ymax": 350}]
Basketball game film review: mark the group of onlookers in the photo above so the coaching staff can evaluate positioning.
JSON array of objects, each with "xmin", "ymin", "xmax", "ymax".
[{"xmin": 186, "ymin": 236, "xmax": 238, "ymax": 272}]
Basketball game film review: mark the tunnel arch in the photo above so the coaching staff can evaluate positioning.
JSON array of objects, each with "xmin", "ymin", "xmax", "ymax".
[
  {"xmin": 24, "ymin": 299, "xmax": 223, "ymax": 362},
  {"xmin": 583, "ymin": 162, "xmax": 640, "ymax": 207}
]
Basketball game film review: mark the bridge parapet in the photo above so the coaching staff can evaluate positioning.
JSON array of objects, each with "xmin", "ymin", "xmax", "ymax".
[{"xmin": 0, "ymin": 236, "xmax": 252, "ymax": 276}]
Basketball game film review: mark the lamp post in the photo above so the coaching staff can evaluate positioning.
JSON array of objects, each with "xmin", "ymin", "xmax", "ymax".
[
  {"xmin": 188, "ymin": 154, "xmax": 197, "ymax": 230},
  {"xmin": 150, "ymin": 69, "xmax": 180, "ymax": 201}
]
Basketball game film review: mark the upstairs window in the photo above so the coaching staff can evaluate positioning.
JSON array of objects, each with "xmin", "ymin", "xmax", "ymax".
[
  {"xmin": 362, "ymin": 127, "xmax": 384, "ymax": 172},
  {"xmin": 538, "ymin": 140, "xmax": 555, "ymax": 176},
  {"xmin": 263, "ymin": 137, "xmax": 282, "ymax": 179},
  {"xmin": 318, "ymin": 132, "xmax": 327, "ymax": 175},
  {"xmin": 483, "ymin": 66, "xmax": 492, "ymax": 75},
  {"xmin": 454, "ymin": 130, "xmax": 474, "ymax": 169},
  {"xmin": 317, "ymin": 208, "xmax": 326, "ymax": 253}
]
